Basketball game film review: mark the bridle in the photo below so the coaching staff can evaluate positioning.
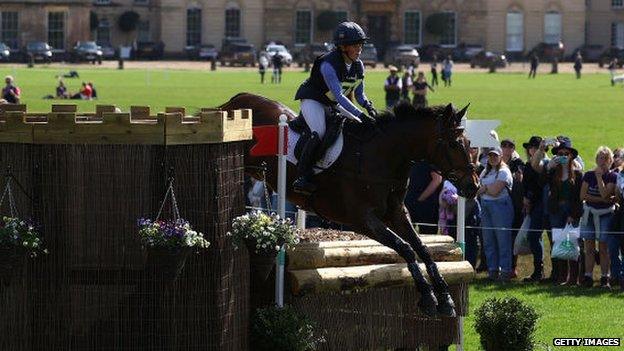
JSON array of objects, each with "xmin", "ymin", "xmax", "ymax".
[{"xmin": 433, "ymin": 118, "xmax": 475, "ymax": 186}]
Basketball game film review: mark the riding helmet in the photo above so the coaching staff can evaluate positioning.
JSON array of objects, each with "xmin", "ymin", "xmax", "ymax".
[{"xmin": 333, "ymin": 22, "xmax": 369, "ymax": 46}]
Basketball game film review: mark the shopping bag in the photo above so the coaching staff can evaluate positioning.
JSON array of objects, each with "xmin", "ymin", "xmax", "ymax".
[
  {"xmin": 513, "ymin": 215, "xmax": 532, "ymax": 255},
  {"xmin": 551, "ymin": 224, "xmax": 580, "ymax": 261}
]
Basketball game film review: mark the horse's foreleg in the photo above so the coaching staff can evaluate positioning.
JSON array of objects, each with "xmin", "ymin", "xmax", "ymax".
[
  {"xmin": 360, "ymin": 209, "xmax": 438, "ymax": 317},
  {"xmin": 389, "ymin": 205, "xmax": 457, "ymax": 317}
]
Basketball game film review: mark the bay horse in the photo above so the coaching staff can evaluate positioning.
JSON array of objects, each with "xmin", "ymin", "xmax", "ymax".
[{"xmin": 220, "ymin": 93, "xmax": 479, "ymax": 317}]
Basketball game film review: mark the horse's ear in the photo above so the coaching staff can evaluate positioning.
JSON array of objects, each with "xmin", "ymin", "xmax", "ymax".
[
  {"xmin": 444, "ymin": 103, "xmax": 454, "ymax": 120},
  {"xmin": 455, "ymin": 103, "xmax": 470, "ymax": 124}
]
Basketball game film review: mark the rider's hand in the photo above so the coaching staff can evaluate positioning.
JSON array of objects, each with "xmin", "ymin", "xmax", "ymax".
[
  {"xmin": 365, "ymin": 104, "xmax": 378, "ymax": 119},
  {"xmin": 359, "ymin": 113, "xmax": 376, "ymax": 126}
]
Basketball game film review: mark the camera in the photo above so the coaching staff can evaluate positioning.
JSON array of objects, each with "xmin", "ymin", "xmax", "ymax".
[{"xmin": 558, "ymin": 156, "xmax": 568, "ymax": 165}]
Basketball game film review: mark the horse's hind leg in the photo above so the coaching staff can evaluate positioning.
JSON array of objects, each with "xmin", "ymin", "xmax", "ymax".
[
  {"xmin": 360, "ymin": 209, "xmax": 438, "ymax": 317},
  {"xmin": 389, "ymin": 205, "xmax": 457, "ymax": 317}
]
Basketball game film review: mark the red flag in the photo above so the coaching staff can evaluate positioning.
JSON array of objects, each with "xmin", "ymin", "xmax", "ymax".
[{"xmin": 250, "ymin": 125, "xmax": 288, "ymax": 156}]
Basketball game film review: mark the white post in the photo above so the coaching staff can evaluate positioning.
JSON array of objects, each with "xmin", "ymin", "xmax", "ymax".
[
  {"xmin": 275, "ymin": 114, "xmax": 288, "ymax": 308},
  {"xmin": 456, "ymin": 196, "xmax": 466, "ymax": 351},
  {"xmin": 296, "ymin": 209, "xmax": 306, "ymax": 229}
]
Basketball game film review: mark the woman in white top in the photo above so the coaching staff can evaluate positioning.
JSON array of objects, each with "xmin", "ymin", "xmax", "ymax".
[{"xmin": 476, "ymin": 147, "xmax": 514, "ymax": 282}]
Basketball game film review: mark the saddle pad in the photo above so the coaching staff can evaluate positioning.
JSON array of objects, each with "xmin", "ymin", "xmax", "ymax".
[{"xmin": 287, "ymin": 128, "xmax": 344, "ymax": 174}]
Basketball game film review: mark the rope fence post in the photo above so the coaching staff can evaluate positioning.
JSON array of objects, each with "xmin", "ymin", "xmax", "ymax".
[{"xmin": 456, "ymin": 196, "xmax": 466, "ymax": 351}]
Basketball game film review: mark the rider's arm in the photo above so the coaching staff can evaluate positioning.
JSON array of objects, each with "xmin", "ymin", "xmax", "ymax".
[
  {"xmin": 320, "ymin": 61, "xmax": 365, "ymax": 117},
  {"xmin": 354, "ymin": 80, "xmax": 372, "ymax": 109}
]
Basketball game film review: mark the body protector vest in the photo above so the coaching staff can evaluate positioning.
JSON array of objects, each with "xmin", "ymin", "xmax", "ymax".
[{"xmin": 295, "ymin": 49, "xmax": 364, "ymax": 106}]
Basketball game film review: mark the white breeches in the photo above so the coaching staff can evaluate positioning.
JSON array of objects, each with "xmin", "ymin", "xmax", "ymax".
[{"xmin": 300, "ymin": 99, "xmax": 328, "ymax": 139}]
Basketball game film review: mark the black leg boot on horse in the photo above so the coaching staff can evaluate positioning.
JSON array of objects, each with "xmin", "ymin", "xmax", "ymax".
[{"xmin": 293, "ymin": 132, "xmax": 322, "ymax": 195}]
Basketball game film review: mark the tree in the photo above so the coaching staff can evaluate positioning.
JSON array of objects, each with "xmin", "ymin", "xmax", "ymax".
[
  {"xmin": 316, "ymin": 11, "xmax": 342, "ymax": 32},
  {"xmin": 118, "ymin": 11, "xmax": 140, "ymax": 33}
]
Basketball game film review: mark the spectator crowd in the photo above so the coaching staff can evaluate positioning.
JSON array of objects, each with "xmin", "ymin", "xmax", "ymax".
[{"xmin": 407, "ymin": 135, "xmax": 624, "ymax": 290}]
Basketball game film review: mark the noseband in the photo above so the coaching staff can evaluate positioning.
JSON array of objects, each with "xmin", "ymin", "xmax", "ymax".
[{"xmin": 433, "ymin": 118, "xmax": 474, "ymax": 186}]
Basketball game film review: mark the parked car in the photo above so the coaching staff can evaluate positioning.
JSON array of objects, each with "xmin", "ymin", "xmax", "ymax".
[
  {"xmin": 360, "ymin": 43, "xmax": 378, "ymax": 68},
  {"xmin": 133, "ymin": 41, "xmax": 165, "ymax": 60},
  {"xmin": 568, "ymin": 44, "xmax": 603, "ymax": 62},
  {"xmin": 70, "ymin": 41, "xmax": 103, "ymax": 64},
  {"xmin": 0, "ymin": 42, "xmax": 10, "ymax": 62},
  {"xmin": 384, "ymin": 45, "xmax": 420, "ymax": 68},
  {"xmin": 97, "ymin": 41, "xmax": 117, "ymax": 60},
  {"xmin": 24, "ymin": 41, "xmax": 52, "ymax": 63},
  {"xmin": 185, "ymin": 44, "xmax": 219, "ymax": 61},
  {"xmin": 221, "ymin": 43, "xmax": 256, "ymax": 66},
  {"xmin": 470, "ymin": 51, "xmax": 508, "ymax": 68},
  {"xmin": 265, "ymin": 44, "xmax": 292, "ymax": 66},
  {"xmin": 599, "ymin": 47, "xmax": 624, "ymax": 67},
  {"xmin": 453, "ymin": 43, "xmax": 484, "ymax": 62},
  {"xmin": 295, "ymin": 42, "xmax": 332, "ymax": 66},
  {"xmin": 528, "ymin": 42, "xmax": 564, "ymax": 62}
]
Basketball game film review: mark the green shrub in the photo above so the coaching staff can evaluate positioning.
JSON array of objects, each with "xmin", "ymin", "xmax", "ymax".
[
  {"xmin": 250, "ymin": 305, "xmax": 325, "ymax": 351},
  {"xmin": 474, "ymin": 297, "xmax": 539, "ymax": 351}
]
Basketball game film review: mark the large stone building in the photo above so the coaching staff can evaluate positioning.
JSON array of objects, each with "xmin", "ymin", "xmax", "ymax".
[
  {"xmin": 0, "ymin": 0, "xmax": 90, "ymax": 51},
  {"xmin": 1, "ymin": 0, "xmax": 623, "ymax": 58}
]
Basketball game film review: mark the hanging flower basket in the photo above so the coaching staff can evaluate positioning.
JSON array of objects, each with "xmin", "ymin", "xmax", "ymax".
[
  {"xmin": 138, "ymin": 218, "xmax": 210, "ymax": 284},
  {"xmin": 0, "ymin": 216, "xmax": 46, "ymax": 286},
  {"xmin": 228, "ymin": 211, "xmax": 299, "ymax": 283}
]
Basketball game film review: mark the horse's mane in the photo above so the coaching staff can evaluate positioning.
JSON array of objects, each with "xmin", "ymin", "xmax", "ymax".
[{"xmin": 375, "ymin": 100, "xmax": 445, "ymax": 125}]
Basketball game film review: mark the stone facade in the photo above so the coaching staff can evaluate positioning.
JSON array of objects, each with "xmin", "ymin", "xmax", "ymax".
[
  {"xmin": 1, "ymin": 0, "xmax": 621, "ymax": 56},
  {"xmin": 0, "ymin": 0, "xmax": 90, "ymax": 50}
]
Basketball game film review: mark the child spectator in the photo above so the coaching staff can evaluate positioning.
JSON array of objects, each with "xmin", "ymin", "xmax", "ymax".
[
  {"xmin": 411, "ymin": 71, "xmax": 434, "ymax": 108},
  {"xmin": 580, "ymin": 146, "xmax": 617, "ymax": 289},
  {"xmin": 56, "ymin": 80, "xmax": 69, "ymax": 99},
  {"xmin": 438, "ymin": 180, "xmax": 458, "ymax": 235},
  {"xmin": 2, "ymin": 75, "xmax": 20, "ymax": 104},
  {"xmin": 88, "ymin": 82, "xmax": 97, "ymax": 99}
]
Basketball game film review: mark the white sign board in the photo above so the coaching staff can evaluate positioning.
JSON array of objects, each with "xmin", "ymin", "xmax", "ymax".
[{"xmin": 461, "ymin": 119, "xmax": 501, "ymax": 148}]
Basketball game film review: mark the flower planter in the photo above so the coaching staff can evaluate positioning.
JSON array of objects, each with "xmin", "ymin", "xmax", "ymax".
[
  {"xmin": 246, "ymin": 241, "xmax": 276, "ymax": 282},
  {"xmin": 0, "ymin": 247, "xmax": 26, "ymax": 286},
  {"xmin": 144, "ymin": 247, "xmax": 192, "ymax": 284}
]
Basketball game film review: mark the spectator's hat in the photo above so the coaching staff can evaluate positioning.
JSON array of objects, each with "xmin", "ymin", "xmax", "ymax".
[
  {"xmin": 501, "ymin": 138, "xmax": 515, "ymax": 148},
  {"xmin": 487, "ymin": 146, "xmax": 502, "ymax": 156},
  {"xmin": 522, "ymin": 136, "xmax": 542, "ymax": 149},
  {"xmin": 389, "ymin": 65, "xmax": 398, "ymax": 72},
  {"xmin": 551, "ymin": 136, "xmax": 578, "ymax": 159}
]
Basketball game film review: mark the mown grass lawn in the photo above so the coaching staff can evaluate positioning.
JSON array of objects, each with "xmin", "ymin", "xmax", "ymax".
[{"xmin": 2, "ymin": 65, "xmax": 624, "ymax": 350}]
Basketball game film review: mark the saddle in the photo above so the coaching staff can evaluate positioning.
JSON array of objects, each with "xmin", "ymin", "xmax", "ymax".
[{"xmin": 288, "ymin": 108, "xmax": 345, "ymax": 161}]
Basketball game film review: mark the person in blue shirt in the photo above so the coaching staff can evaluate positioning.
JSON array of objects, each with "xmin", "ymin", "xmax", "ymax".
[{"xmin": 293, "ymin": 21, "xmax": 377, "ymax": 194}]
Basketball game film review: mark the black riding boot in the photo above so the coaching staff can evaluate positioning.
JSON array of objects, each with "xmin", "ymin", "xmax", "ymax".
[{"xmin": 293, "ymin": 133, "xmax": 321, "ymax": 195}]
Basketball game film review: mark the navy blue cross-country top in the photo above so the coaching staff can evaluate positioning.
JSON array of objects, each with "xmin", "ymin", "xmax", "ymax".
[{"xmin": 295, "ymin": 49, "xmax": 371, "ymax": 117}]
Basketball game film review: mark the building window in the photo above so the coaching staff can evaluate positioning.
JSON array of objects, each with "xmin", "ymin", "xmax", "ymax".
[
  {"xmin": 138, "ymin": 20, "xmax": 150, "ymax": 42},
  {"xmin": 613, "ymin": 0, "xmax": 624, "ymax": 9},
  {"xmin": 612, "ymin": 22, "xmax": 624, "ymax": 48},
  {"xmin": 48, "ymin": 12, "xmax": 65, "ymax": 49},
  {"xmin": 225, "ymin": 8, "xmax": 241, "ymax": 37},
  {"xmin": 544, "ymin": 12, "xmax": 562, "ymax": 44},
  {"xmin": 439, "ymin": 12, "xmax": 456, "ymax": 47},
  {"xmin": 134, "ymin": 0, "xmax": 149, "ymax": 5},
  {"xmin": 1, "ymin": 12, "xmax": 19, "ymax": 49},
  {"xmin": 94, "ymin": 0, "xmax": 111, "ymax": 5},
  {"xmin": 187, "ymin": 8, "xmax": 202, "ymax": 46},
  {"xmin": 404, "ymin": 11, "xmax": 421, "ymax": 46},
  {"xmin": 295, "ymin": 10, "xmax": 312, "ymax": 44},
  {"xmin": 96, "ymin": 18, "xmax": 110, "ymax": 43},
  {"xmin": 506, "ymin": 11, "xmax": 523, "ymax": 51}
]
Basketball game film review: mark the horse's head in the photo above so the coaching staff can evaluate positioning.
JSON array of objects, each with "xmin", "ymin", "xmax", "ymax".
[{"xmin": 425, "ymin": 103, "xmax": 479, "ymax": 198}]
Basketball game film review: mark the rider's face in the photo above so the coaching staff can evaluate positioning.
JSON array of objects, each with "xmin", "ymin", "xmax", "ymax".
[{"xmin": 341, "ymin": 43, "xmax": 363, "ymax": 62}]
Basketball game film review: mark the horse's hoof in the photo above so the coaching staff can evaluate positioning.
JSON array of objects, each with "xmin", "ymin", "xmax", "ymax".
[
  {"xmin": 418, "ymin": 290, "xmax": 438, "ymax": 318},
  {"xmin": 436, "ymin": 292, "xmax": 457, "ymax": 317}
]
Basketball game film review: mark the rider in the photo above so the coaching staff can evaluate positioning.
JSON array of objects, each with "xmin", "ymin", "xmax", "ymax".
[{"xmin": 293, "ymin": 21, "xmax": 377, "ymax": 194}]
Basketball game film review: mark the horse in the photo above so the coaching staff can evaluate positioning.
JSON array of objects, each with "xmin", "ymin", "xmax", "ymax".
[{"xmin": 220, "ymin": 93, "xmax": 479, "ymax": 317}]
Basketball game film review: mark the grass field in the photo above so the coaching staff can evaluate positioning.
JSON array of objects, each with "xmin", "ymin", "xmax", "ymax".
[{"xmin": 2, "ymin": 65, "xmax": 624, "ymax": 350}]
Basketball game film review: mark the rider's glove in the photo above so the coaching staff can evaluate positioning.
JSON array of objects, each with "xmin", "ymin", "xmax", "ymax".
[
  {"xmin": 365, "ymin": 103, "xmax": 378, "ymax": 119},
  {"xmin": 359, "ymin": 112, "xmax": 376, "ymax": 126}
]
